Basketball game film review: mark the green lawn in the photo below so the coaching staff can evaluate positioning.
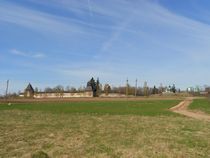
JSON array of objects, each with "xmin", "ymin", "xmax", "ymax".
[
  {"xmin": 0, "ymin": 100, "xmax": 180, "ymax": 116},
  {"xmin": 189, "ymin": 98, "xmax": 210, "ymax": 114},
  {"xmin": 1, "ymin": 99, "xmax": 210, "ymax": 158}
]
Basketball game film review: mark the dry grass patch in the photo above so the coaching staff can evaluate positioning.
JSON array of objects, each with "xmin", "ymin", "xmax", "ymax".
[{"xmin": 1, "ymin": 109, "xmax": 210, "ymax": 158}]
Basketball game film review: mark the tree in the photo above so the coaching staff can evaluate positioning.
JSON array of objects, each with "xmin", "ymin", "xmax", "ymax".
[
  {"xmin": 152, "ymin": 86, "xmax": 158, "ymax": 94},
  {"xmin": 34, "ymin": 87, "xmax": 39, "ymax": 97},
  {"xmin": 205, "ymin": 86, "xmax": 210, "ymax": 93},
  {"xmin": 171, "ymin": 84, "xmax": 176, "ymax": 93},
  {"xmin": 53, "ymin": 85, "xmax": 64, "ymax": 97},
  {"xmin": 44, "ymin": 87, "xmax": 53, "ymax": 93},
  {"xmin": 96, "ymin": 78, "xmax": 101, "ymax": 96},
  {"xmin": 104, "ymin": 84, "xmax": 111, "ymax": 96},
  {"xmin": 159, "ymin": 83, "xmax": 163, "ymax": 94},
  {"xmin": 70, "ymin": 87, "xmax": 77, "ymax": 93},
  {"xmin": 34, "ymin": 87, "xmax": 39, "ymax": 93},
  {"xmin": 87, "ymin": 77, "xmax": 98, "ymax": 97},
  {"xmin": 78, "ymin": 86, "xmax": 86, "ymax": 92},
  {"xmin": 65, "ymin": 86, "xmax": 70, "ymax": 92},
  {"xmin": 53, "ymin": 85, "xmax": 64, "ymax": 91}
]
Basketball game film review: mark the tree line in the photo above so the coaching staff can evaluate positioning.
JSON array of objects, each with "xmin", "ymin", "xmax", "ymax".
[{"xmin": 2, "ymin": 78, "xmax": 210, "ymax": 99}]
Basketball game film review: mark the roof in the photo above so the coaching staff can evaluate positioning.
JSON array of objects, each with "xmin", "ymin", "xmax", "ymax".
[{"xmin": 25, "ymin": 83, "xmax": 34, "ymax": 92}]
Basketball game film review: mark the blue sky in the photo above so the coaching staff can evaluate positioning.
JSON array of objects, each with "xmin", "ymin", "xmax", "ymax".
[{"xmin": 1, "ymin": 0, "xmax": 210, "ymax": 94}]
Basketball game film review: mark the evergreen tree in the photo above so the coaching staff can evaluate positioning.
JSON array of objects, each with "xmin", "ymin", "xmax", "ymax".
[
  {"xmin": 171, "ymin": 84, "xmax": 176, "ymax": 93},
  {"xmin": 96, "ymin": 78, "xmax": 101, "ymax": 96},
  {"xmin": 152, "ymin": 86, "xmax": 157, "ymax": 94},
  {"xmin": 87, "ymin": 77, "xmax": 98, "ymax": 97}
]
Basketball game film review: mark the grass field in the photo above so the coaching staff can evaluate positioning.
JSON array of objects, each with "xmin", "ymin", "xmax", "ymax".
[
  {"xmin": 1, "ymin": 99, "xmax": 210, "ymax": 158},
  {"xmin": 189, "ymin": 98, "xmax": 210, "ymax": 114},
  {"xmin": 0, "ymin": 100, "xmax": 179, "ymax": 116}
]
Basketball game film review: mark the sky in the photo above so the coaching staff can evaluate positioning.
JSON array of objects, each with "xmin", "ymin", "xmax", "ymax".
[{"xmin": 1, "ymin": 0, "xmax": 210, "ymax": 94}]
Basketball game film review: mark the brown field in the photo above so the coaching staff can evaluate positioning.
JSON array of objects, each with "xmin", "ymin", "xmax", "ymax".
[{"xmin": 0, "ymin": 96, "xmax": 185, "ymax": 104}]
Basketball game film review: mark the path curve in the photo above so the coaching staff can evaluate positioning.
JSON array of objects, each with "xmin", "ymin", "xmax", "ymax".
[{"xmin": 170, "ymin": 97, "xmax": 210, "ymax": 121}]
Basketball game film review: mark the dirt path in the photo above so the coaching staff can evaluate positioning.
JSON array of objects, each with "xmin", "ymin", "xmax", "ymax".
[{"xmin": 170, "ymin": 97, "xmax": 210, "ymax": 121}]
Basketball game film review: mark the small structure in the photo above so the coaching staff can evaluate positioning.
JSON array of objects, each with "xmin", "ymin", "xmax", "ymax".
[{"xmin": 24, "ymin": 83, "xmax": 34, "ymax": 98}]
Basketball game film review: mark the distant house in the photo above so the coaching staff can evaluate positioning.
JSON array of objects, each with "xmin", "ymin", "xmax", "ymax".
[
  {"xmin": 200, "ymin": 91, "xmax": 208, "ymax": 96},
  {"xmin": 187, "ymin": 87, "xmax": 194, "ymax": 93},
  {"xmin": 24, "ymin": 83, "xmax": 35, "ymax": 98}
]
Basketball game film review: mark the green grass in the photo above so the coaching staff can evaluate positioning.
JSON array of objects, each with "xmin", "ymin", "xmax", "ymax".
[
  {"xmin": 2, "ymin": 100, "xmax": 210, "ymax": 157},
  {"xmin": 0, "ymin": 100, "xmax": 180, "ymax": 116},
  {"xmin": 189, "ymin": 98, "xmax": 210, "ymax": 114},
  {"xmin": 1, "ymin": 108, "xmax": 210, "ymax": 157}
]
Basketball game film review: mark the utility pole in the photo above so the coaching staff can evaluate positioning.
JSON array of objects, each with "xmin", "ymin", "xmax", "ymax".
[
  {"xmin": 144, "ymin": 81, "xmax": 148, "ymax": 96},
  {"xmin": 135, "ymin": 79, "xmax": 137, "ymax": 97},
  {"xmin": 126, "ymin": 78, "xmax": 129, "ymax": 97},
  {"xmin": 5, "ymin": 80, "xmax": 9, "ymax": 100}
]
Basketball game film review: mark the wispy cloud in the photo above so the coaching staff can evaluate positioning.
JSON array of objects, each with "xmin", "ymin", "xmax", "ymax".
[
  {"xmin": 1, "ymin": 0, "xmax": 210, "ymax": 91},
  {"xmin": 91, "ymin": 0, "xmax": 210, "ymax": 62},
  {"xmin": 87, "ymin": 0, "xmax": 93, "ymax": 17},
  {"xmin": 11, "ymin": 49, "xmax": 45, "ymax": 59},
  {"xmin": 100, "ymin": 11, "xmax": 136, "ymax": 54},
  {"xmin": 0, "ymin": 1, "xmax": 102, "ymax": 37}
]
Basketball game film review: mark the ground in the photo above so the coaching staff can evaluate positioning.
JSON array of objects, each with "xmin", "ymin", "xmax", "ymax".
[
  {"xmin": 189, "ymin": 98, "xmax": 210, "ymax": 114},
  {"xmin": 171, "ymin": 97, "xmax": 210, "ymax": 121},
  {"xmin": 1, "ymin": 98, "xmax": 210, "ymax": 158}
]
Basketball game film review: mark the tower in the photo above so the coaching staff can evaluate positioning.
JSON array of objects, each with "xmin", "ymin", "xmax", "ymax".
[{"xmin": 24, "ymin": 83, "xmax": 34, "ymax": 98}]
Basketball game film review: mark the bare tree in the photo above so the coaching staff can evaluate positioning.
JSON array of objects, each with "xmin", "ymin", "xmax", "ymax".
[
  {"xmin": 104, "ymin": 84, "xmax": 111, "ymax": 96},
  {"xmin": 70, "ymin": 87, "xmax": 77, "ymax": 93},
  {"xmin": 44, "ymin": 87, "xmax": 53, "ymax": 93},
  {"xmin": 53, "ymin": 85, "xmax": 64, "ymax": 97}
]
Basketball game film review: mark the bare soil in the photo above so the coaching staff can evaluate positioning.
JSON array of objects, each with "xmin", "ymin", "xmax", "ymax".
[
  {"xmin": 170, "ymin": 97, "xmax": 210, "ymax": 121},
  {"xmin": 0, "ymin": 96, "xmax": 184, "ymax": 104}
]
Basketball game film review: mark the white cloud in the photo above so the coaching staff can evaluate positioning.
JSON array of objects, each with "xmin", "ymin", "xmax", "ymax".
[
  {"xmin": 2, "ymin": 0, "xmax": 210, "ymax": 91},
  {"xmin": 0, "ymin": 1, "xmax": 101, "ymax": 37},
  {"xmin": 11, "ymin": 49, "xmax": 45, "ymax": 59},
  {"xmin": 92, "ymin": 0, "xmax": 210, "ymax": 62}
]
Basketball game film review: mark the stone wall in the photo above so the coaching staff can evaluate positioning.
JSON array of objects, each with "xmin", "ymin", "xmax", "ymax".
[
  {"xmin": 34, "ymin": 92, "xmax": 93, "ymax": 98},
  {"xmin": 20, "ymin": 92, "xmax": 93, "ymax": 98}
]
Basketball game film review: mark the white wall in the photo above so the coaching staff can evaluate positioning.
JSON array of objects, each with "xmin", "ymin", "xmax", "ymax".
[{"xmin": 33, "ymin": 92, "xmax": 93, "ymax": 98}]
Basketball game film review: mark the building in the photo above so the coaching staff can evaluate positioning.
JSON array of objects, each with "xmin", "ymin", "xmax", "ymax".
[
  {"xmin": 20, "ymin": 83, "xmax": 93, "ymax": 98},
  {"xmin": 24, "ymin": 83, "xmax": 34, "ymax": 98}
]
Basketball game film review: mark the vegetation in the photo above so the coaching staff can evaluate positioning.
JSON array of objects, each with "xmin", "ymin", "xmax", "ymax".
[
  {"xmin": 104, "ymin": 84, "xmax": 111, "ymax": 96},
  {"xmin": 1, "ymin": 100, "xmax": 210, "ymax": 157},
  {"xmin": 24, "ymin": 79, "xmax": 182, "ymax": 98},
  {"xmin": 189, "ymin": 98, "xmax": 210, "ymax": 114},
  {"xmin": 32, "ymin": 151, "xmax": 49, "ymax": 158},
  {"xmin": 87, "ymin": 77, "xmax": 101, "ymax": 97},
  {"xmin": 0, "ymin": 100, "xmax": 179, "ymax": 116}
]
